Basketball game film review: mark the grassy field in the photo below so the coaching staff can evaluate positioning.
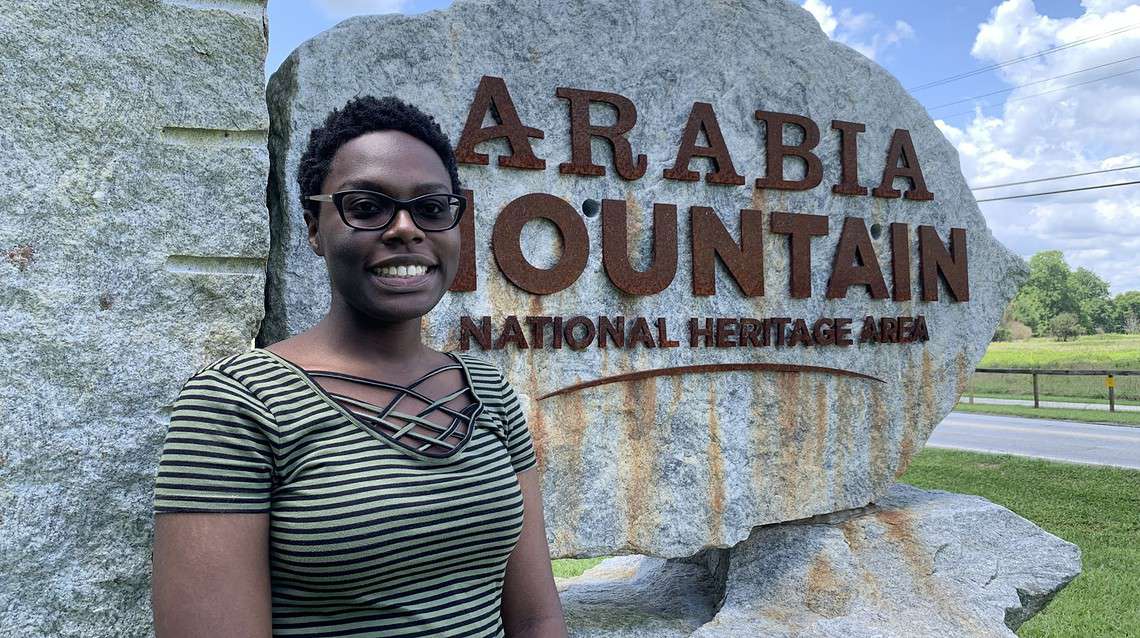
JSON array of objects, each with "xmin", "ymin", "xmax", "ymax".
[
  {"xmin": 954, "ymin": 401, "xmax": 1140, "ymax": 427},
  {"xmin": 969, "ymin": 334, "xmax": 1140, "ymax": 404},
  {"xmin": 900, "ymin": 449, "xmax": 1140, "ymax": 637}
]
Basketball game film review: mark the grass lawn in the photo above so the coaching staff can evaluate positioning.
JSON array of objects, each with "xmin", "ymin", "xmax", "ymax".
[
  {"xmin": 973, "ymin": 335, "xmax": 1140, "ymax": 404},
  {"xmin": 954, "ymin": 401, "xmax": 1140, "ymax": 427},
  {"xmin": 551, "ymin": 557, "xmax": 606, "ymax": 578},
  {"xmin": 900, "ymin": 448, "xmax": 1140, "ymax": 637}
]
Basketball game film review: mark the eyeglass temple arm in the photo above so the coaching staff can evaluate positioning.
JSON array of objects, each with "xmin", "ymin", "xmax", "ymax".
[{"xmin": 304, "ymin": 194, "xmax": 334, "ymax": 202}]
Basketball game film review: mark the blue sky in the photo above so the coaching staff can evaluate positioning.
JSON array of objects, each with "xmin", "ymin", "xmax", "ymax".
[{"xmin": 266, "ymin": 0, "xmax": 1140, "ymax": 294}]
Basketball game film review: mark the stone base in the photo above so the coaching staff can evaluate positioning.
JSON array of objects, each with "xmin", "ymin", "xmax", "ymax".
[{"xmin": 558, "ymin": 484, "xmax": 1081, "ymax": 637}]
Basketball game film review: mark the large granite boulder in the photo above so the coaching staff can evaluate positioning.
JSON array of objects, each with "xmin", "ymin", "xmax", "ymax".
[
  {"xmin": 265, "ymin": 0, "xmax": 1027, "ymax": 557},
  {"xmin": 559, "ymin": 484, "xmax": 1081, "ymax": 637},
  {"xmin": 0, "ymin": 2, "xmax": 269, "ymax": 636}
]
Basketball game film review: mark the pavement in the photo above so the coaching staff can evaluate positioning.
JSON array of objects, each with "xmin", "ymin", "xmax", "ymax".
[
  {"xmin": 928, "ymin": 411, "xmax": 1140, "ymax": 470},
  {"xmin": 963, "ymin": 396, "xmax": 1140, "ymax": 412}
]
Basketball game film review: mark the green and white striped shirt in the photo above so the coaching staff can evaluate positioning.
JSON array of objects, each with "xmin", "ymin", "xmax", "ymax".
[{"xmin": 153, "ymin": 348, "xmax": 537, "ymax": 637}]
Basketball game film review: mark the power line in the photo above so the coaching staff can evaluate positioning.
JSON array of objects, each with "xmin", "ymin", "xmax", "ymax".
[
  {"xmin": 972, "ymin": 164, "xmax": 1140, "ymax": 191},
  {"xmin": 910, "ymin": 22, "xmax": 1140, "ymax": 92},
  {"xmin": 937, "ymin": 66, "xmax": 1140, "ymax": 120},
  {"xmin": 975, "ymin": 179, "xmax": 1140, "ymax": 202},
  {"xmin": 929, "ymin": 54, "xmax": 1140, "ymax": 110}
]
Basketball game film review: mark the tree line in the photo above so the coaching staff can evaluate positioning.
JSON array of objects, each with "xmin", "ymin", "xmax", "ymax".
[{"xmin": 998, "ymin": 250, "xmax": 1140, "ymax": 341}]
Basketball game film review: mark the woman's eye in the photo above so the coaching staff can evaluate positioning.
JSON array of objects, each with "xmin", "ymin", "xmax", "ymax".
[
  {"xmin": 343, "ymin": 194, "xmax": 387, "ymax": 216},
  {"xmin": 414, "ymin": 199, "xmax": 447, "ymax": 217}
]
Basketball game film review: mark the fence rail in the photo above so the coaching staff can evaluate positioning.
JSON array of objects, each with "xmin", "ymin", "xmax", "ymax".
[{"xmin": 972, "ymin": 367, "xmax": 1140, "ymax": 412}]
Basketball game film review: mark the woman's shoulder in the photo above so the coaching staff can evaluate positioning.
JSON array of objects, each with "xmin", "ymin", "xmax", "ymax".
[
  {"xmin": 453, "ymin": 352, "xmax": 515, "ymax": 389},
  {"xmin": 180, "ymin": 349, "xmax": 283, "ymax": 402}
]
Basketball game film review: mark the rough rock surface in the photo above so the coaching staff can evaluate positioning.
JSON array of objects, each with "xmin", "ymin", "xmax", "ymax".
[
  {"xmin": 265, "ymin": 0, "xmax": 1027, "ymax": 557},
  {"xmin": 0, "ymin": 2, "xmax": 269, "ymax": 636},
  {"xmin": 558, "ymin": 485, "xmax": 1081, "ymax": 637},
  {"xmin": 557, "ymin": 555, "xmax": 721, "ymax": 637}
]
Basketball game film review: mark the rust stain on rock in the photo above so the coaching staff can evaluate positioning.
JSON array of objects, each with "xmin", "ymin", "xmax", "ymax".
[
  {"xmin": 868, "ymin": 385, "xmax": 890, "ymax": 491},
  {"xmin": 548, "ymin": 392, "xmax": 588, "ymax": 554},
  {"xmin": 805, "ymin": 554, "xmax": 853, "ymax": 617},
  {"xmin": 876, "ymin": 507, "xmax": 934, "ymax": 583},
  {"xmin": 776, "ymin": 372, "xmax": 803, "ymax": 513},
  {"xmin": 831, "ymin": 382, "xmax": 852, "ymax": 500},
  {"xmin": 954, "ymin": 348, "xmax": 969, "ymax": 400},
  {"xmin": 749, "ymin": 372, "xmax": 771, "ymax": 506},
  {"xmin": 706, "ymin": 384, "xmax": 726, "ymax": 544},
  {"xmin": 620, "ymin": 377, "xmax": 658, "ymax": 551},
  {"xmin": 895, "ymin": 350, "xmax": 936, "ymax": 479},
  {"xmin": 921, "ymin": 349, "xmax": 935, "ymax": 426},
  {"xmin": 5, "ymin": 244, "xmax": 34, "ymax": 271}
]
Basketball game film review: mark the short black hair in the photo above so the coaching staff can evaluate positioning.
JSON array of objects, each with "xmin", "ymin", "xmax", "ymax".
[{"xmin": 297, "ymin": 95, "xmax": 461, "ymax": 214}]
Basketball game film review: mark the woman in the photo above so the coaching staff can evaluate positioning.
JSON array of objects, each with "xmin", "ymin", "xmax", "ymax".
[{"xmin": 151, "ymin": 96, "xmax": 568, "ymax": 638}]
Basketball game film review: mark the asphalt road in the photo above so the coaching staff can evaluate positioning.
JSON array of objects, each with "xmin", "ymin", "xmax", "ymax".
[{"xmin": 928, "ymin": 411, "xmax": 1140, "ymax": 470}]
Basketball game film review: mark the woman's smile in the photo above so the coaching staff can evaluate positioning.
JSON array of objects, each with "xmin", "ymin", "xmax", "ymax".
[{"xmin": 367, "ymin": 262, "xmax": 439, "ymax": 291}]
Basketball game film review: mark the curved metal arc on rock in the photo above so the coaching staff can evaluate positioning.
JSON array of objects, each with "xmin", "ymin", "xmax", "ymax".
[{"xmin": 536, "ymin": 362, "xmax": 885, "ymax": 401}]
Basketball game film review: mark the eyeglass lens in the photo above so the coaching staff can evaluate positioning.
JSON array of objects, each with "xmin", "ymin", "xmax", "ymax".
[{"xmin": 338, "ymin": 191, "xmax": 461, "ymax": 230}]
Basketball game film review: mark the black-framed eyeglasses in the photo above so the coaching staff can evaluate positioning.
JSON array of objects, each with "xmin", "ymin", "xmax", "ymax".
[{"xmin": 305, "ymin": 190, "xmax": 466, "ymax": 232}]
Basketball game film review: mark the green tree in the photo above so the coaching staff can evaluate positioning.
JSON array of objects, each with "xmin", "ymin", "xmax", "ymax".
[
  {"xmin": 1011, "ymin": 251, "xmax": 1077, "ymax": 334},
  {"xmin": 1116, "ymin": 291, "xmax": 1140, "ymax": 333},
  {"xmin": 1068, "ymin": 267, "xmax": 1113, "ymax": 333},
  {"xmin": 1048, "ymin": 312, "xmax": 1083, "ymax": 341}
]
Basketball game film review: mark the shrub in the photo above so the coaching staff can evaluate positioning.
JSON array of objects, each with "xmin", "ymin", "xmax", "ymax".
[
  {"xmin": 992, "ymin": 325, "xmax": 1011, "ymax": 342},
  {"xmin": 1049, "ymin": 312, "xmax": 1084, "ymax": 342},
  {"xmin": 1008, "ymin": 320, "xmax": 1033, "ymax": 341}
]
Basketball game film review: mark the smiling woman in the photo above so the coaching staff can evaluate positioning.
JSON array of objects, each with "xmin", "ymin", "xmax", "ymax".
[{"xmin": 151, "ymin": 96, "xmax": 568, "ymax": 638}]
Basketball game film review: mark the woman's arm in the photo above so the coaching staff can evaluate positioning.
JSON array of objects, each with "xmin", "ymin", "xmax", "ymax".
[
  {"xmin": 500, "ymin": 468, "xmax": 569, "ymax": 638},
  {"xmin": 152, "ymin": 512, "xmax": 273, "ymax": 638}
]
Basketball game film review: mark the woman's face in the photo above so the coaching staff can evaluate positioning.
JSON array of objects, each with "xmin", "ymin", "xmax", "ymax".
[{"xmin": 305, "ymin": 130, "xmax": 460, "ymax": 325}]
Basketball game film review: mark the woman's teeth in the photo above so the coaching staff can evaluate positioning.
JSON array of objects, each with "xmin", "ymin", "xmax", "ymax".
[{"xmin": 372, "ymin": 264, "xmax": 430, "ymax": 278}]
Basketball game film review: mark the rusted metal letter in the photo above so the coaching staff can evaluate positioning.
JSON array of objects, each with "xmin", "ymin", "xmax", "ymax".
[
  {"xmin": 755, "ymin": 110, "xmax": 823, "ymax": 191},
  {"xmin": 826, "ymin": 217, "xmax": 889, "ymax": 299},
  {"xmin": 918, "ymin": 226, "xmax": 969, "ymax": 302},
  {"xmin": 770, "ymin": 211, "xmax": 828, "ymax": 298},
  {"xmin": 564, "ymin": 316, "xmax": 596, "ymax": 350},
  {"xmin": 494, "ymin": 315, "xmax": 529, "ymax": 349},
  {"xmin": 449, "ymin": 189, "xmax": 477, "ymax": 292},
  {"xmin": 601, "ymin": 199, "xmax": 678, "ymax": 295},
  {"xmin": 890, "ymin": 222, "xmax": 912, "ymax": 302},
  {"xmin": 690, "ymin": 207, "xmax": 764, "ymax": 296},
  {"xmin": 459, "ymin": 315, "xmax": 491, "ymax": 351},
  {"xmin": 663, "ymin": 102, "xmax": 745, "ymax": 185},
  {"xmin": 831, "ymin": 120, "xmax": 868, "ymax": 196},
  {"xmin": 872, "ymin": 129, "xmax": 934, "ymax": 201},
  {"xmin": 598, "ymin": 316, "xmax": 625, "ymax": 348},
  {"xmin": 556, "ymin": 86, "xmax": 647, "ymax": 180},
  {"xmin": 492, "ymin": 193, "xmax": 589, "ymax": 295},
  {"xmin": 455, "ymin": 76, "xmax": 546, "ymax": 170}
]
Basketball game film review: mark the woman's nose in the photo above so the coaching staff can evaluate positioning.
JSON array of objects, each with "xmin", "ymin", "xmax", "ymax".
[{"xmin": 381, "ymin": 207, "xmax": 424, "ymax": 243}]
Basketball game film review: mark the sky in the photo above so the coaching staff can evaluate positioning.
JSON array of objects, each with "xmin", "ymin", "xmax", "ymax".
[{"xmin": 266, "ymin": 0, "xmax": 1140, "ymax": 294}]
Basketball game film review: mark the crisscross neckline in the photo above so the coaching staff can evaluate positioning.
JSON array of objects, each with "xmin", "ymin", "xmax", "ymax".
[{"xmin": 252, "ymin": 348, "xmax": 483, "ymax": 463}]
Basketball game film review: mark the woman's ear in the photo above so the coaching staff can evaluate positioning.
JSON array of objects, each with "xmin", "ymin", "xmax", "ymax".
[{"xmin": 303, "ymin": 209, "xmax": 324, "ymax": 256}]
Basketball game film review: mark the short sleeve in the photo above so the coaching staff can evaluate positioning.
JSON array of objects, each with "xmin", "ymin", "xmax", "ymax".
[
  {"xmin": 152, "ymin": 366, "xmax": 277, "ymax": 514},
  {"xmin": 495, "ymin": 369, "xmax": 538, "ymax": 474}
]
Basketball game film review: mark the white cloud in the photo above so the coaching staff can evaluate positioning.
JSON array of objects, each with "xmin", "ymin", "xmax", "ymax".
[
  {"xmin": 315, "ymin": 0, "xmax": 410, "ymax": 18},
  {"xmin": 938, "ymin": 0, "xmax": 1140, "ymax": 293},
  {"xmin": 801, "ymin": 0, "xmax": 914, "ymax": 61},
  {"xmin": 803, "ymin": 0, "xmax": 838, "ymax": 37}
]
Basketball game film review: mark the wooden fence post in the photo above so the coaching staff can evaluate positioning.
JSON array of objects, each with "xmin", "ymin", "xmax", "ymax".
[
  {"xmin": 1107, "ymin": 374, "xmax": 1116, "ymax": 413},
  {"xmin": 1032, "ymin": 373, "xmax": 1039, "ymax": 409}
]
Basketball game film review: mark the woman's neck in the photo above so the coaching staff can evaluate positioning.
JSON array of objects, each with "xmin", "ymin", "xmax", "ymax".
[{"xmin": 311, "ymin": 304, "xmax": 434, "ymax": 367}]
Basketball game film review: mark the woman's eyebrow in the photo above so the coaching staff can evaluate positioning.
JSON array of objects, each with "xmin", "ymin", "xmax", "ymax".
[{"xmin": 338, "ymin": 179, "xmax": 452, "ymax": 194}]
